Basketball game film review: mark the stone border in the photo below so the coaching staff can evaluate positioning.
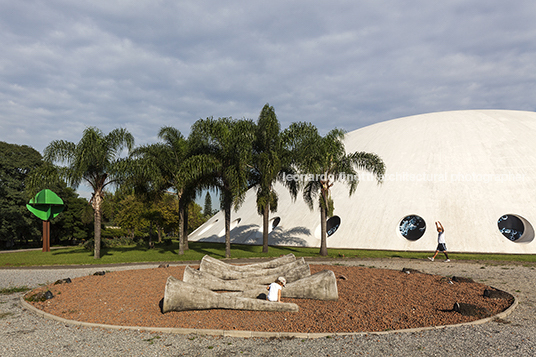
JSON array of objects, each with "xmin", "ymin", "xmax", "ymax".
[{"xmin": 20, "ymin": 286, "xmax": 518, "ymax": 339}]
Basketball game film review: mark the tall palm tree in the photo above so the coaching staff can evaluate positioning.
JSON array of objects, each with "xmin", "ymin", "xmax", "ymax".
[
  {"xmin": 43, "ymin": 127, "xmax": 134, "ymax": 259},
  {"xmin": 129, "ymin": 126, "xmax": 193, "ymax": 255},
  {"xmin": 188, "ymin": 117, "xmax": 255, "ymax": 258},
  {"xmin": 251, "ymin": 104, "xmax": 298, "ymax": 253},
  {"xmin": 284, "ymin": 122, "xmax": 385, "ymax": 256}
]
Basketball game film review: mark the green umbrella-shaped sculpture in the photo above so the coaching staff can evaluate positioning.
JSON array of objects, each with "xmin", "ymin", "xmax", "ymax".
[{"xmin": 27, "ymin": 189, "xmax": 65, "ymax": 252}]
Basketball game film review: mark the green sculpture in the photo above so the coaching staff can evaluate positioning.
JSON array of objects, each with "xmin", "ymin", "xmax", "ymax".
[{"xmin": 27, "ymin": 189, "xmax": 65, "ymax": 252}]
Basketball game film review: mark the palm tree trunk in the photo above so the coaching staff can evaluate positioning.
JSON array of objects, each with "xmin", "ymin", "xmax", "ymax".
[
  {"xmin": 320, "ymin": 204, "xmax": 328, "ymax": 256},
  {"xmin": 225, "ymin": 201, "xmax": 231, "ymax": 258},
  {"xmin": 178, "ymin": 198, "xmax": 185, "ymax": 255},
  {"xmin": 262, "ymin": 203, "xmax": 269, "ymax": 253},
  {"xmin": 183, "ymin": 203, "xmax": 189, "ymax": 250},
  {"xmin": 93, "ymin": 194, "xmax": 103, "ymax": 259},
  {"xmin": 148, "ymin": 221, "xmax": 154, "ymax": 246}
]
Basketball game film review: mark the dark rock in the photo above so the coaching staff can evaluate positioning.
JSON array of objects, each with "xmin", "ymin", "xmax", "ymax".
[
  {"xmin": 402, "ymin": 268, "xmax": 421, "ymax": 274},
  {"xmin": 452, "ymin": 276, "xmax": 475, "ymax": 283},
  {"xmin": 93, "ymin": 271, "xmax": 106, "ymax": 276},
  {"xmin": 158, "ymin": 264, "xmax": 170, "ymax": 268},
  {"xmin": 26, "ymin": 290, "xmax": 54, "ymax": 302},
  {"xmin": 484, "ymin": 288, "xmax": 512, "ymax": 300},
  {"xmin": 453, "ymin": 302, "xmax": 491, "ymax": 317},
  {"xmin": 54, "ymin": 278, "xmax": 72, "ymax": 285}
]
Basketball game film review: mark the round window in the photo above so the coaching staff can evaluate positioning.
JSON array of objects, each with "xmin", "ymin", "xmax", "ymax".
[
  {"xmin": 498, "ymin": 215, "xmax": 524, "ymax": 241},
  {"xmin": 399, "ymin": 215, "xmax": 426, "ymax": 241}
]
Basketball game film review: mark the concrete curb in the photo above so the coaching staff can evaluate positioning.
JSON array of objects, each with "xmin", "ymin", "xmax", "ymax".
[{"xmin": 20, "ymin": 287, "xmax": 518, "ymax": 339}]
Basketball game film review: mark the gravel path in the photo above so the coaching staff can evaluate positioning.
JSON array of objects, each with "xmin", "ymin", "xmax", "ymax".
[{"xmin": 1, "ymin": 258, "xmax": 535, "ymax": 356}]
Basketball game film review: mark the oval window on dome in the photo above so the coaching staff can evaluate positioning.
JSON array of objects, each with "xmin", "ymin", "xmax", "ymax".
[
  {"xmin": 218, "ymin": 218, "xmax": 241, "ymax": 236},
  {"xmin": 271, "ymin": 217, "xmax": 281, "ymax": 230},
  {"xmin": 498, "ymin": 214, "xmax": 524, "ymax": 241},
  {"xmin": 399, "ymin": 215, "xmax": 426, "ymax": 241},
  {"xmin": 326, "ymin": 216, "xmax": 341, "ymax": 237}
]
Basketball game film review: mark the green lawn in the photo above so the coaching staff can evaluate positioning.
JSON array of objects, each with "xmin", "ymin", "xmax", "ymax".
[{"xmin": 0, "ymin": 241, "xmax": 535, "ymax": 267}]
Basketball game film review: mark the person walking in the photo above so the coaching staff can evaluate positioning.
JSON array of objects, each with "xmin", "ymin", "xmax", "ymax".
[{"xmin": 428, "ymin": 221, "xmax": 450, "ymax": 262}]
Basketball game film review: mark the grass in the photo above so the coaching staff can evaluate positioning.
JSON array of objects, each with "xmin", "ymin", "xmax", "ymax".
[
  {"xmin": 0, "ymin": 241, "xmax": 535, "ymax": 267},
  {"xmin": 0, "ymin": 286, "xmax": 30, "ymax": 294}
]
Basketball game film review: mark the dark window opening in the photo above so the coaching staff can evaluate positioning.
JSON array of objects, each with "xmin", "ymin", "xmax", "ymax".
[
  {"xmin": 498, "ymin": 215, "xmax": 524, "ymax": 241},
  {"xmin": 271, "ymin": 217, "xmax": 281, "ymax": 230},
  {"xmin": 399, "ymin": 215, "xmax": 426, "ymax": 241},
  {"xmin": 326, "ymin": 216, "xmax": 341, "ymax": 237}
]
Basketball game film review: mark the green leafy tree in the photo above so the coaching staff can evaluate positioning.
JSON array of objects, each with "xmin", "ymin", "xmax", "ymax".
[
  {"xmin": 203, "ymin": 192, "xmax": 214, "ymax": 217},
  {"xmin": 0, "ymin": 142, "xmax": 43, "ymax": 248},
  {"xmin": 158, "ymin": 193, "xmax": 180, "ymax": 236},
  {"xmin": 188, "ymin": 201, "xmax": 208, "ymax": 234},
  {"xmin": 188, "ymin": 117, "xmax": 255, "ymax": 258},
  {"xmin": 284, "ymin": 123, "xmax": 385, "ymax": 256},
  {"xmin": 113, "ymin": 193, "xmax": 150, "ymax": 238},
  {"xmin": 43, "ymin": 127, "xmax": 134, "ymax": 259},
  {"xmin": 251, "ymin": 104, "xmax": 298, "ymax": 253},
  {"xmin": 1, "ymin": 142, "xmax": 91, "ymax": 249}
]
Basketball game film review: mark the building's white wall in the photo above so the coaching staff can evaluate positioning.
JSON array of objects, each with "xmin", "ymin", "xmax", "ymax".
[{"xmin": 189, "ymin": 110, "xmax": 536, "ymax": 254}]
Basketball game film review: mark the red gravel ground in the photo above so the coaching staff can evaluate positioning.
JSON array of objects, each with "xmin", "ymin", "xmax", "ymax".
[{"xmin": 27, "ymin": 265, "xmax": 513, "ymax": 334}]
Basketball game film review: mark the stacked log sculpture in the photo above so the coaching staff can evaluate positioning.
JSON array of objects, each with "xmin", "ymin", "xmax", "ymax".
[
  {"xmin": 162, "ymin": 254, "xmax": 339, "ymax": 313},
  {"xmin": 162, "ymin": 276, "xmax": 300, "ymax": 313},
  {"xmin": 183, "ymin": 259, "xmax": 311, "ymax": 291},
  {"xmin": 228, "ymin": 270, "xmax": 339, "ymax": 301}
]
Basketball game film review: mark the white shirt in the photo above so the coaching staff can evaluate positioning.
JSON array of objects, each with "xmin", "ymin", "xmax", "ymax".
[
  {"xmin": 267, "ymin": 282, "xmax": 282, "ymax": 302},
  {"xmin": 438, "ymin": 231, "xmax": 446, "ymax": 244}
]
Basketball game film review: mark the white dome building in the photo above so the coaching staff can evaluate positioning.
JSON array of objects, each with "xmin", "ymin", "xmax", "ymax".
[{"xmin": 189, "ymin": 110, "xmax": 536, "ymax": 254}]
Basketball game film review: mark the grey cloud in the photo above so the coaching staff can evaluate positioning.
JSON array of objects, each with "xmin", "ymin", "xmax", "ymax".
[{"xmin": 1, "ymin": 0, "xmax": 536, "ymax": 153}]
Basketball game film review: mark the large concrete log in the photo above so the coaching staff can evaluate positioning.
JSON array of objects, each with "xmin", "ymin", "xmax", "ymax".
[
  {"xmin": 162, "ymin": 276, "xmax": 299, "ymax": 313},
  {"xmin": 199, "ymin": 255, "xmax": 304, "ymax": 280},
  {"xmin": 200, "ymin": 254, "xmax": 296, "ymax": 274},
  {"xmin": 228, "ymin": 270, "xmax": 339, "ymax": 301},
  {"xmin": 183, "ymin": 263, "xmax": 311, "ymax": 291}
]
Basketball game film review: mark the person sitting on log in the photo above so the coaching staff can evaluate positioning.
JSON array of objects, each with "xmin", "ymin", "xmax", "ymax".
[{"xmin": 266, "ymin": 277, "xmax": 286, "ymax": 302}]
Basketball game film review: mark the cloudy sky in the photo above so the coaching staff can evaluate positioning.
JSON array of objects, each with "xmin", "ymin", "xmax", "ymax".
[{"xmin": 2, "ymin": 0, "xmax": 536, "ymax": 156}]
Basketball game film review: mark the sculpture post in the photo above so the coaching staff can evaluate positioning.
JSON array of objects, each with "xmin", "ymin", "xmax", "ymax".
[
  {"xmin": 27, "ymin": 189, "xmax": 64, "ymax": 252},
  {"xmin": 43, "ymin": 221, "xmax": 50, "ymax": 252}
]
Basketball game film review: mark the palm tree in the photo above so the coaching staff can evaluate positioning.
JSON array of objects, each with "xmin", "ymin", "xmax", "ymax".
[
  {"xmin": 188, "ymin": 117, "xmax": 255, "ymax": 258},
  {"xmin": 129, "ymin": 126, "xmax": 193, "ymax": 255},
  {"xmin": 251, "ymin": 104, "xmax": 298, "ymax": 253},
  {"xmin": 284, "ymin": 122, "xmax": 385, "ymax": 256},
  {"xmin": 43, "ymin": 127, "xmax": 134, "ymax": 259}
]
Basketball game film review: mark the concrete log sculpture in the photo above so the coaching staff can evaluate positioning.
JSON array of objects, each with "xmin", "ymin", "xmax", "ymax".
[
  {"xmin": 200, "ymin": 253, "xmax": 296, "ymax": 274},
  {"xmin": 183, "ymin": 263, "xmax": 311, "ymax": 291},
  {"xmin": 162, "ymin": 276, "xmax": 299, "ymax": 313},
  {"xmin": 199, "ymin": 255, "xmax": 304, "ymax": 280},
  {"xmin": 228, "ymin": 270, "xmax": 339, "ymax": 301}
]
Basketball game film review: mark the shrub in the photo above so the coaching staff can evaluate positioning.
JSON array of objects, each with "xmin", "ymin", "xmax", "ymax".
[
  {"xmin": 82, "ymin": 236, "xmax": 136, "ymax": 251},
  {"xmin": 101, "ymin": 227, "xmax": 128, "ymax": 239}
]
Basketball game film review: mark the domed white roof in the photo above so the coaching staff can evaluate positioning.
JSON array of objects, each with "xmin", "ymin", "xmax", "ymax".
[{"xmin": 189, "ymin": 110, "xmax": 536, "ymax": 254}]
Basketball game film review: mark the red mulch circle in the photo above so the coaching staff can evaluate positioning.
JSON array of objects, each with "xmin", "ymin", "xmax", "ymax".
[{"xmin": 27, "ymin": 264, "xmax": 512, "ymax": 334}]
